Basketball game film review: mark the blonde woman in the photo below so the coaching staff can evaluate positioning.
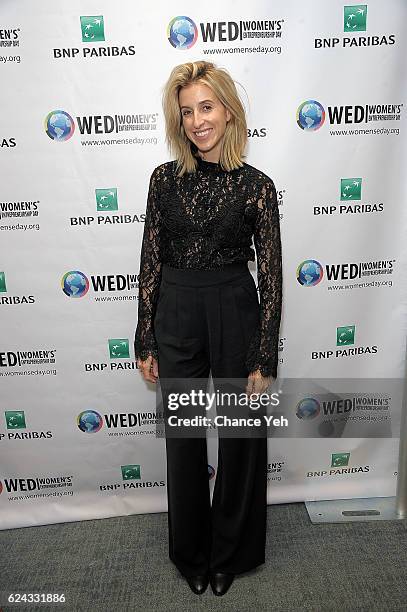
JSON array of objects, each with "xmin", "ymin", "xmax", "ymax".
[{"xmin": 134, "ymin": 61, "xmax": 282, "ymax": 596}]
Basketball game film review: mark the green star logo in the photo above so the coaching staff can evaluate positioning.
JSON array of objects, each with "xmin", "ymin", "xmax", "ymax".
[
  {"xmin": 0, "ymin": 271, "xmax": 6, "ymax": 293},
  {"xmin": 80, "ymin": 16, "xmax": 105, "ymax": 42},
  {"xmin": 121, "ymin": 465, "xmax": 141, "ymax": 480},
  {"xmin": 109, "ymin": 339, "xmax": 130, "ymax": 359},
  {"xmin": 336, "ymin": 325, "xmax": 355, "ymax": 346},
  {"xmin": 341, "ymin": 178, "xmax": 362, "ymax": 201},
  {"xmin": 5, "ymin": 411, "xmax": 26, "ymax": 429},
  {"xmin": 331, "ymin": 453, "xmax": 350, "ymax": 467},
  {"xmin": 344, "ymin": 6, "xmax": 367, "ymax": 32},
  {"xmin": 96, "ymin": 188, "xmax": 118, "ymax": 211}
]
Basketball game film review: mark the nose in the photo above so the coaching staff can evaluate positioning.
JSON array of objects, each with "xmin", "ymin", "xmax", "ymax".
[{"xmin": 192, "ymin": 109, "xmax": 204, "ymax": 129}]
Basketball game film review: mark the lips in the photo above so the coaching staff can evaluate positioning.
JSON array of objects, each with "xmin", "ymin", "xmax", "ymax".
[{"xmin": 194, "ymin": 128, "xmax": 212, "ymax": 139}]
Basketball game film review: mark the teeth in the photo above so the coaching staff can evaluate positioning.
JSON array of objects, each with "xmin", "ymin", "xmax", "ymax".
[{"xmin": 195, "ymin": 129, "xmax": 211, "ymax": 136}]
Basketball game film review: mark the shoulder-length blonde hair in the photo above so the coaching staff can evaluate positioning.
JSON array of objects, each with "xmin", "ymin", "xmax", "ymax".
[{"xmin": 162, "ymin": 61, "xmax": 247, "ymax": 176}]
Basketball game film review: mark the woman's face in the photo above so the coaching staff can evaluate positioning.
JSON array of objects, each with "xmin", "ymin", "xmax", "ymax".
[{"xmin": 179, "ymin": 82, "xmax": 231, "ymax": 163}]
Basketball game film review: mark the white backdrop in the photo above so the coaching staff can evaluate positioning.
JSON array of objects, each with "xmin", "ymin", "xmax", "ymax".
[{"xmin": 1, "ymin": 0, "xmax": 406, "ymax": 529}]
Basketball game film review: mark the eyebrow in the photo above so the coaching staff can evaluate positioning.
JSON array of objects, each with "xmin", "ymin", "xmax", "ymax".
[{"xmin": 180, "ymin": 99, "xmax": 215, "ymax": 110}]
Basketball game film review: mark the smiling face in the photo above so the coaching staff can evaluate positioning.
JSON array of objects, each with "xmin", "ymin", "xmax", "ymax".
[{"xmin": 179, "ymin": 81, "xmax": 231, "ymax": 163}]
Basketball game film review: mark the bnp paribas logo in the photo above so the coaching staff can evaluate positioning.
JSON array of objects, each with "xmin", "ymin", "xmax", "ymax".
[
  {"xmin": 80, "ymin": 16, "xmax": 105, "ymax": 42},
  {"xmin": 96, "ymin": 188, "xmax": 118, "ymax": 211},
  {"xmin": 121, "ymin": 465, "xmax": 141, "ymax": 480},
  {"xmin": 0, "ymin": 271, "xmax": 6, "ymax": 293},
  {"xmin": 108, "ymin": 339, "xmax": 130, "ymax": 359},
  {"xmin": 5, "ymin": 411, "xmax": 26, "ymax": 429},
  {"xmin": 340, "ymin": 178, "xmax": 362, "ymax": 201},
  {"xmin": 331, "ymin": 452, "xmax": 350, "ymax": 467},
  {"xmin": 336, "ymin": 325, "xmax": 355, "ymax": 346},
  {"xmin": 344, "ymin": 6, "xmax": 367, "ymax": 32}
]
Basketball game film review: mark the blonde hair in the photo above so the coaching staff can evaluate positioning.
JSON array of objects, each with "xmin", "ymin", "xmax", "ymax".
[{"xmin": 162, "ymin": 61, "xmax": 247, "ymax": 176}]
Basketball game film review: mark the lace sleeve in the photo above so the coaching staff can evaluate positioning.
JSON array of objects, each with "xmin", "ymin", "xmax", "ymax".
[
  {"xmin": 134, "ymin": 167, "xmax": 163, "ymax": 362},
  {"xmin": 245, "ymin": 179, "xmax": 283, "ymax": 379}
]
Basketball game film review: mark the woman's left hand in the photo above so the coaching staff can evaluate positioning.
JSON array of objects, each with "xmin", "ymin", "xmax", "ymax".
[{"xmin": 246, "ymin": 369, "xmax": 275, "ymax": 397}]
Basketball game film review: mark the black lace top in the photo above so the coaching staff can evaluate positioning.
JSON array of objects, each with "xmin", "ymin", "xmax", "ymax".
[{"xmin": 134, "ymin": 155, "xmax": 283, "ymax": 378}]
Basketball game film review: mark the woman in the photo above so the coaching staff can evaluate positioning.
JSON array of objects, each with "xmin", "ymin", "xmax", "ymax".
[{"xmin": 134, "ymin": 61, "xmax": 283, "ymax": 596}]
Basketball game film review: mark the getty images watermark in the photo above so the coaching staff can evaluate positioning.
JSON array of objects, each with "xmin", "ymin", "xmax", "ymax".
[
  {"xmin": 166, "ymin": 388, "xmax": 285, "ymax": 430},
  {"xmin": 154, "ymin": 376, "xmax": 283, "ymax": 438},
  {"xmin": 152, "ymin": 377, "xmax": 402, "ymax": 439}
]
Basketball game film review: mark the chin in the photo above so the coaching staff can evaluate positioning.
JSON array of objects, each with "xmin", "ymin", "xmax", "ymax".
[
  {"xmin": 189, "ymin": 136, "xmax": 217, "ymax": 153},
  {"xmin": 195, "ymin": 142, "xmax": 215, "ymax": 153}
]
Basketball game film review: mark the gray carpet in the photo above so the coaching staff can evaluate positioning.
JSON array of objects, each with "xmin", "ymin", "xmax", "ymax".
[{"xmin": 0, "ymin": 503, "xmax": 406, "ymax": 611}]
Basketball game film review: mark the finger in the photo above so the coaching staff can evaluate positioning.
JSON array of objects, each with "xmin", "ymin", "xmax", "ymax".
[
  {"xmin": 246, "ymin": 375, "xmax": 254, "ymax": 397},
  {"xmin": 137, "ymin": 355, "xmax": 152, "ymax": 372},
  {"xmin": 141, "ymin": 365, "xmax": 157, "ymax": 383},
  {"xmin": 252, "ymin": 380, "xmax": 260, "ymax": 396},
  {"xmin": 137, "ymin": 358, "xmax": 146, "ymax": 370},
  {"xmin": 145, "ymin": 365, "xmax": 158, "ymax": 382},
  {"xmin": 144, "ymin": 373, "xmax": 158, "ymax": 383}
]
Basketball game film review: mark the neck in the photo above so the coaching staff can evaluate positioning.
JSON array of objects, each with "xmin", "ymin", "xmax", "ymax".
[{"xmin": 197, "ymin": 148, "xmax": 221, "ymax": 163}]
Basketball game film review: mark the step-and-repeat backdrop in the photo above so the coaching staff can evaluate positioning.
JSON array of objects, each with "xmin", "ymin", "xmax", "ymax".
[{"xmin": 1, "ymin": 0, "xmax": 406, "ymax": 529}]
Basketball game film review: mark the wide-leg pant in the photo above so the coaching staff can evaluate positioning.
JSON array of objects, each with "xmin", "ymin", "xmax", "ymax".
[{"xmin": 153, "ymin": 262, "xmax": 267, "ymax": 578}]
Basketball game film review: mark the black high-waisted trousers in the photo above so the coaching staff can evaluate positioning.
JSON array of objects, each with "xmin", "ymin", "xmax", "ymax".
[{"xmin": 153, "ymin": 262, "xmax": 267, "ymax": 578}]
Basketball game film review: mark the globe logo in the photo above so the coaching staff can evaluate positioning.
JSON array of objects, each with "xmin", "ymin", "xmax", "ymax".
[
  {"xmin": 318, "ymin": 421, "xmax": 335, "ymax": 438},
  {"xmin": 45, "ymin": 110, "xmax": 75, "ymax": 141},
  {"xmin": 297, "ymin": 100, "xmax": 325, "ymax": 131},
  {"xmin": 61, "ymin": 271, "xmax": 90, "ymax": 298},
  {"xmin": 297, "ymin": 260, "xmax": 323, "ymax": 286},
  {"xmin": 77, "ymin": 410, "xmax": 103, "ymax": 433},
  {"xmin": 168, "ymin": 16, "xmax": 198, "ymax": 49},
  {"xmin": 208, "ymin": 464, "xmax": 215, "ymax": 480},
  {"xmin": 296, "ymin": 398, "xmax": 320, "ymax": 420}
]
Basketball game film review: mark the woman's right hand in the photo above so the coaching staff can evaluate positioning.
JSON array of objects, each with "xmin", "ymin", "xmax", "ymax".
[{"xmin": 137, "ymin": 354, "xmax": 159, "ymax": 383}]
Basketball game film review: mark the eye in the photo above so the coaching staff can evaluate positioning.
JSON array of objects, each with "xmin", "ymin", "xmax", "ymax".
[
  {"xmin": 182, "ymin": 110, "xmax": 191, "ymax": 117},
  {"xmin": 203, "ymin": 105, "xmax": 212, "ymax": 111}
]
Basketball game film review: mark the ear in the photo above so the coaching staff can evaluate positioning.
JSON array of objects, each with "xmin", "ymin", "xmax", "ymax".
[{"xmin": 225, "ymin": 108, "xmax": 231, "ymax": 123}]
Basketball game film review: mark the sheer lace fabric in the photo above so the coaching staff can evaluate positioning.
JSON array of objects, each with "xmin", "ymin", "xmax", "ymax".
[{"xmin": 134, "ymin": 156, "xmax": 283, "ymax": 378}]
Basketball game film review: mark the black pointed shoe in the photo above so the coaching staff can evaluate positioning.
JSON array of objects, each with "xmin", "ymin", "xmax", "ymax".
[
  {"xmin": 185, "ymin": 573, "xmax": 209, "ymax": 595},
  {"xmin": 209, "ymin": 572, "xmax": 235, "ymax": 596}
]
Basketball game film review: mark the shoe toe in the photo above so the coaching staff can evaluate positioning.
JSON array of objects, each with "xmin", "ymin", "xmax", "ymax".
[
  {"xmin": 185, "ymin": 574, "xmax": 209, "ymax": 595},
  {"xmin": 210, "ymin": 572, "xmax": 235, "ymax": 596}
]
